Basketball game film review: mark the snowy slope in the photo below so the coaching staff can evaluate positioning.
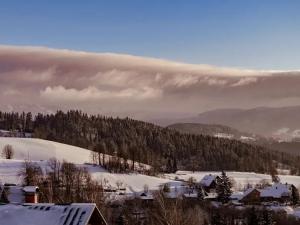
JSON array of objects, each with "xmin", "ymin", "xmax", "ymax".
[
  {"xmin": 0, "ymin": 137, "xmax": 92, "ymax": 164},
  {"xmin": 1, "ymin": 137, "xmax": 300, "ymax": 194},
  {"xmin": 0, "ymin": 138, "xmax": 177, "ymax": 192},
  {"xmin": 0, "ymin": 158, "xmax": 179, "ymax": 193}
]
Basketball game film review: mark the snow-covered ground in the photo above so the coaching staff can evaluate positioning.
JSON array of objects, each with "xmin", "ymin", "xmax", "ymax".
[
  {"xmin": 1, "ymin": 137, "xmax": 300, "ymax": 195},
  {"xmin": 0, "ymin": 137, "xmax": 91, "ymax": 164},
  {"xmin": 165, "ymin": 171, "xmax": 300, "ymax": 190},
  {"xmin": 0, "ymin": 138, "xmax": 178, "ymax": 193}
]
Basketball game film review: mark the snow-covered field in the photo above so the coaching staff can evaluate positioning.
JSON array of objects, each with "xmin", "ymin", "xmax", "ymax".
[
  {"xmin": 166, "ymin": 171, "xmax": 300, "ymax": 190},
  {"xmin": 1, "ymin": 137, "xmax": 300, "ymax": 194},
  {"xmin": 0, "ymin": 137, "xmax": 178, "ymax": 193},
  {"xmin": 0, "ymin": 137, "xmax": 91, "ymax": 164}
]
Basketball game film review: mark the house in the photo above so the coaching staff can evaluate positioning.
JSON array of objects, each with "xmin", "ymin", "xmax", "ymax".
[
  {"xmin": 23, "ymin": 186, "xmax": 39, "ymax": 203},
  {"xmin": 2, "ymin": 185, "xmax": 24, "ymax": 204},
  {"xmin": 0, "ymin": 184, "xmax": 40, "ymax": 204},
  {"xmin": 239, "ymin": 188, "xmax": 261, "ymax": 205},
  {"xmin": 260, "ymin": 183, "xmax": 294, "ymax": 203},
  {"xmin": 199, "ymin": 174, "xmax": 220, "ymax": 192},
  {"xmin": 0, "ymin": 203, "xmax": 108, "ymax": 225}
]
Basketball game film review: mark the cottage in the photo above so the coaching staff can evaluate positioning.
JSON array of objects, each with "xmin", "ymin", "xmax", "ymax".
[
  {"xmin": 2, "ymin": 185, "xmax": 24, "ymax": 204},
  {"xmin": 23, "ymin": 186, "xmax": 39, "ymax": 203},
  {"xmin": 260, "ymin": 183, "xmax": 294, "ymax": 203},
  {"xmin": 0, "ymin": 184, "xmax": 40, "ymax": 204},
  {"xmin": 199, "ymin": 174, "xmax": 220, "ymax": 192},
  {"xmin": 240, "ymin": 188, "xmax": 261, "ymax": 205},
  {"xmin": 0, "ymin": 203, "xmax": 108, "ymax": 225}
]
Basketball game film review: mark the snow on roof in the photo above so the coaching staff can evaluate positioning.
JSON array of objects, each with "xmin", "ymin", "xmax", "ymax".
[
  {"xmin": 205, "ymin": 192, "xmax": 218, "ymax": 199},
  {"xmin": 0, "ymin": 203, "xmax": 106, "ymax": 225},
  {"xmin": 200, "ymin": 174, "xmax": 218, "ymax": 187},
  {"xmin": 23, "ymin": 186, "xmax": 39, "ymax": 193},
  {"xmin": 230, "ymin": 192, "xmax": 244, "ymax": 200},
  {"xmin": 139, "ymin": 193, "xmax": 154, "ymax": 200},
  {"xmin": 7, "ymin": 186, "xmax": 24, "ymax": 204},
  {"xmin": 183, "ymin": 193, "xmax": 198, "ymax": 198},
  {"xmin": 260, "ymin": 183, "xmax": 292, "ymax": 198}
]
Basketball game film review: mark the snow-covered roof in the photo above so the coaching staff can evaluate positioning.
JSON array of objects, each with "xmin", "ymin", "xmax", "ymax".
[
  {"xmin": 23, "ymin": 186, "xmax": 39, "ymax": 193},
  {"xmin": 183, "ymin": 193, "xmax": 198, "ymax": 198},
  {"xmin": 0, "ymin": 203, "xmax": 107, "ymax": 225},
  {"xmin": 200, "ymin": 174, "xmax": 218, "ymax": 187},
  {"xmin": 6, "ymin": 186, "xmax": 24, "ymax": 203},
  {"xmin": 139, "ymin": 193, "xmax": 154, "ymax": 200},
  {"xmin": 230, "ymin": 192, "xmax": 244, "ymax": 200},
  {"xmin": 260, "ymin": 183, "xmax": 292, "ymax": 198},
  {"xmin": 205, "ymin": 192, "xmax": 218, "ymax": 199}
]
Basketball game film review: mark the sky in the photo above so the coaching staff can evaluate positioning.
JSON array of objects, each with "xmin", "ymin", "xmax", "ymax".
[
  {"xmin": 1, "ymin": 1, "xmax": 300, "ymax": 120},
  {"xmin": 1, "ymin": 0, "xmax": 300, "ymax": 70}
]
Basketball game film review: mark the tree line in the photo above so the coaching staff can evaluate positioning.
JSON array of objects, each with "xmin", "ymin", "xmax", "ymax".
[{"xmin": 1, "ymin": 110, "xmax": 300, "ymax": 174}]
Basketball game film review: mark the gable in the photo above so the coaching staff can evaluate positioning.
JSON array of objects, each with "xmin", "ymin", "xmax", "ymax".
[{"xmin": 0, "ymin": 203, "xmax": 108, "ymax": 225}]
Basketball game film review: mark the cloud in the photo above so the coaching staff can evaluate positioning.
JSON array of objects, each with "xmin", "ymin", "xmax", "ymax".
[
  {"xmin": 40, "ymin": 86, "xmax": 162, "ymax": 101},
  {"xmin": 231, "ymin": 77, "xmax": 258, "ymax": 87},
  {"xmin": 1, "ymin": 45, "xmax": 300, "ymax": 119}
]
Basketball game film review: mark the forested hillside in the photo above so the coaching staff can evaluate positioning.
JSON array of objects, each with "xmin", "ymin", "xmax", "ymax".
[{"xmin": 1, "ymin": 111, "xmax": 300, "ymax": 174}]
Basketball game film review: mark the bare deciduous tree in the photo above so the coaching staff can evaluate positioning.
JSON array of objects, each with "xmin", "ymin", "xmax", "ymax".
[
  {"xmin": 149, "ymin": 191, "xmax": 208, "ymax": 225},
  {"xmin": 19, "ymin": 160, "xmax": 43, "ymax": 186},
  {"xmin": 2, "ymin": 144, "xmax": 14, "ymax": 159}
]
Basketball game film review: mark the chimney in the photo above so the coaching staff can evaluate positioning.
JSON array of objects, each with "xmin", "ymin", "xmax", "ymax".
[{"xmin": 23, "ymin": 186, "xmax": 39, "ymax": 203}]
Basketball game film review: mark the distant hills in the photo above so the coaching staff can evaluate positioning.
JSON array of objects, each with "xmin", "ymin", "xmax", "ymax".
[
  {"xmin": 167, "ymin": 122, "xmax": 300, "ymax": 156},
  {"xmin": 167, "ymin": 123, "xmax": 260, "ymax": 143},
  {"xmin": 195, "ymin": 106, "xmax": 300, "ymax": 138},
  {"xmin": 157, "ymin": 105, "xmax": 300, "ymax": 140}
]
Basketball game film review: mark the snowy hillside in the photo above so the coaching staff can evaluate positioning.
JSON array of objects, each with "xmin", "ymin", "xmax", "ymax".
[
  {"xmin": 0, "ymin": 137, "xmax": 92, "ymax": 164},
  {"xmin": 0, "ymin": 137, "xmax": 177, "ymax": 193},
  {"xmin": 0, "ymin": 159, "xmax": 180, "ymax": 193}
]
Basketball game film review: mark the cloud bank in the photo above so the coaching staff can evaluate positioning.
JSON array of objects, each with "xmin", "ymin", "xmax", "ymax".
[{"xmin": 1, "ymin": 45, "xmax": 300, "ymax": 119}]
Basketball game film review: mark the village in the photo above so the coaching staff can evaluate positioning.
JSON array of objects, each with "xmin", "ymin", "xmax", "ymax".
[
  {"xmin": 1, "ymin": 170, "xmax": 300, "ymax": 225},
  {"xmin": 0, "ymin": 132, "xmax": 300, "ymax": 224}
]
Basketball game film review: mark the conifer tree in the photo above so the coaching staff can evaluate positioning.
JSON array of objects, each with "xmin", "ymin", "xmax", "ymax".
[
  {"xmin": 259, "ymin": 209, "xmax": 275, "ymax": 225},
  {"xmin": 216, "ymin": 171, "xmax": 232, "ymax": 203},
  {"xmin": 197, "ymin": 186, "xmax": 205, "ymax": 201},
  {"xmin": 291, "ymin": 185, "xmax": 300, "ymax": 205}
]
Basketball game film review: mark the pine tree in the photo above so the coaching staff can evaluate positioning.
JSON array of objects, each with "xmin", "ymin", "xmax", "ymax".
[
  {"xmin": 197, "ymin": 186, "xmax": 205, "ymax": 201},
  {"xmin": 291, "ymin": 185, "xmax": 299, "ymax": 205},
  {"xmin": 259, "ymin": 209, "xmax": 275, "ymax": 225},
  {"xmin": 216, "ymin": 171, "xmax": 232, "ymax": 204}
]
